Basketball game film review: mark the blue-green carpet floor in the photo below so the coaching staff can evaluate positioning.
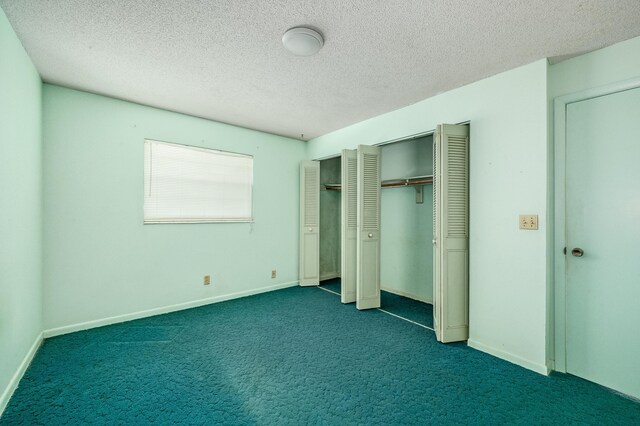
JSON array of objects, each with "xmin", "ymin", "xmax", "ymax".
[
  {"xmin": 2, "ymin": 286, "xmax": 639, "ymax": 424},
  {"xmin": 320, "ymin": 278, "xmax": 433, "ymax": 328}
]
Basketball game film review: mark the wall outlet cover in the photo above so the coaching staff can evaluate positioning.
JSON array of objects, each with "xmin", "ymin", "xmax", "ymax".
[{"xmin": 519, "ymin": 214, "xmax": 538, "ymax": 230}]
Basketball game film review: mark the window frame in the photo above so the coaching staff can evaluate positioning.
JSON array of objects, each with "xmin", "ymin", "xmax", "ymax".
[{"xmin": 143, "ymin": 139, "xmax": 254, "ymax": 224}]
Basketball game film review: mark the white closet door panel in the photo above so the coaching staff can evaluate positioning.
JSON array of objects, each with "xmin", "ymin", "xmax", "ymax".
[
  {"xmin": 360, "ymin": 237, "xmax": 380, "ymax": 299},
  {"xmin": 300, "ymin": 161, "xmax": 320, "ymax": 286},
  {"xmin": 442, "ymin": 244, "xmax": 469, "ymax": 341},
  {"xmin": 341, "ymin": 149, "xmax": 357, "ymax": 303},
  {"xmin": 302, "ymin": 233, "xmax": 319, "ymax": 281},
  {"xmin": 434, "ymin": 124, "xmax": 469, "ymax": 342},
  {"xmin": 356, "ymin": 145, "xmax": 381, "ymax": 310}
]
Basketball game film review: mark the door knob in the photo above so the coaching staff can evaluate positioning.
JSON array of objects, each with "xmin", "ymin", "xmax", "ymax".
[
  {"xmin": 368, "ymin": 233, "xmax": 373, "ymax": 238},
  {"xmin": 571, "ymin": 248, "xmax": 584, "ymax": 257}
]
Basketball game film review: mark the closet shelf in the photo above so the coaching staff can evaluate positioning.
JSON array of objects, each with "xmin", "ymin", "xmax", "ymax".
[{"xmin": 322, "ymin": 175, "xmax": 433, "ymax": 192}]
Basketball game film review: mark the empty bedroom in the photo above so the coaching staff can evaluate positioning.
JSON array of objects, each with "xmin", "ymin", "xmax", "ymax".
[{"xmin": 1, "ymin": 1, "xmax": 640, "ymax": 424}]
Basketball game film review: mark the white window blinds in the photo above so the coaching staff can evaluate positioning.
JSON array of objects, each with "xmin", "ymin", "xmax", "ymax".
[{"xmin": 144, "ymin": 140, "xmax": 253, "ymax": 223}]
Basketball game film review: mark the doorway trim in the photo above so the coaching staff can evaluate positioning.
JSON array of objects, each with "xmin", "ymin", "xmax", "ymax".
[{"xmin": 553, "ymin": 77, "xmax": 640, "ymax": 372}]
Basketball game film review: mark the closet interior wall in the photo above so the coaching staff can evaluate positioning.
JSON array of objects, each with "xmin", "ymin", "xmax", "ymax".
[
  {"xmin": 319, "ymin": 156, "xmax": 341, "ymax": 281},
  {"xmin": 380, "ymin": 135, "xmax": 434, "ymax": 303}
]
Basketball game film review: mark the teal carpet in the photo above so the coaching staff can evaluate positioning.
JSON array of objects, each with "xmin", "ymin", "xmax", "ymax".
[
  {"xmin": 2, "ymin": 286, "xmax": 640, "ymax": 424},
  {"xmin": 320, "ymin": 278, "xmax": 433, "ymax": 328}
]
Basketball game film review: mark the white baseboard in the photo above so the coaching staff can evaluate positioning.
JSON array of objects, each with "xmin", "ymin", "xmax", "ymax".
[
  {"xmin": 43, "ymin": 281, "xmax": 299, "ymax": 338},
  {"xmin": 320, "ymin": 272, "xmax": 340, "ymax": 281},
  {"xmin": 0, "ymin": 332, "xmax": 43, "ymax": 417},
  {"xmin": 467, "ymin": 339, "xmax": 550, "ymax": 376},
  {"xmin": 381, "ymin": 286, "xmax": 433, "ymax": 304}
]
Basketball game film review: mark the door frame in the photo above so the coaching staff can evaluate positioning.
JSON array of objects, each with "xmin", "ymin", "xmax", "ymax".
[{"xmin": 552, "ymin": 77, "xmax": 640, "ymax": 372}]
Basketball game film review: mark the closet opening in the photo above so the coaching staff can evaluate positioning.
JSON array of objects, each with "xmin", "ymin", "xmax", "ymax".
[
  {"xmin": 377, "ymin": 134, "xmax": 434, "ymax": 328},
  {"xmin": 319, "ymin": 155, "xmax": 342, "ymax": 286},
  {"xmin": 305, "ymin": 123, "xmax": 469, "ymax": 341},
  {"xmin": 317, "ymin": 135, "xmax": 435, "ymax": 329}
]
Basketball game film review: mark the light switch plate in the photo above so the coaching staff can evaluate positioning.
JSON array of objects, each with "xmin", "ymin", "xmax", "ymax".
[{"xmin": 519, "ymin": 214, "xmax": 538, "ymax": 230}]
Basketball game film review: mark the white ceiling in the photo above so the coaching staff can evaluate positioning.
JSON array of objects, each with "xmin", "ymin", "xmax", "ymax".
[{"xmin": 2, "ymin": 1, "xmax": 640, "ymax": 140}]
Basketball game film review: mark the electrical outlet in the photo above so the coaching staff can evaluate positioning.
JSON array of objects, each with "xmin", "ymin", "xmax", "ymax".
[
  {"xmin": 204, "ymin": 275, "xmax": 211, "ymax": 285},
  {"xmin": 271, "ymin": 270, "xmax": 277, "ymax": 279},
  {"xmin": 519, "ymin": 214, "xmax": 538, "ymax": 230}
]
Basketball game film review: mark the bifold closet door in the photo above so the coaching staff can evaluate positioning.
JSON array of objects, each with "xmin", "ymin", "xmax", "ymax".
[
  {"xmin": 356, "ymin": 145, "xmax": 381, "ymax": 310},
  {"xmin": 341, "ymin": 149, "xmax": 357, "ymax": 303},
  {"xmin": 299, "ymin": 161, "xmax": 320, "ymax": 286},
  {"xmin": 433, "ymin": 124, "xmax": 469, "ymax": 342}
]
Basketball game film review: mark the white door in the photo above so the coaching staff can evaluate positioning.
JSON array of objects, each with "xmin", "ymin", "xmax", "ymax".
[
  {"xmin": 341, "ymin": 149, "xmax": 357, "ymax": 303},
  {"xmin": 356, "ymin": 145, "xmax": 381, "ymax": 310},
  {"xmin": 565, "ymin": 86, "xmax": 640, "ymax": 398},
  {"xmin": 433, "ymin": 124, "xmax": 469, "ymax": 343},
  {"xmin": 299, "ymin": 161, "xmax": 320, "ymax": 286}
]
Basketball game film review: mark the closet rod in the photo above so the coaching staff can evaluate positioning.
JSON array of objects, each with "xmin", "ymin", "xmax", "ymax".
[
  {"xmin": 322, "ymin": 175, "xmax": 433, "ymax": 191},
  {"xmin": 382, "ymin": 177, "xmax": 433, "ymax": 188},
  {"xmin": 323, "ymin": 184, "xmax": 342, "ymax": 191}
]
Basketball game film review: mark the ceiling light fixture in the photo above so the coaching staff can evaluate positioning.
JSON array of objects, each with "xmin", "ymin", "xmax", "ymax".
[{"xmin": 282, "ymin": 27, "xmax": 324, "ymax": 56}]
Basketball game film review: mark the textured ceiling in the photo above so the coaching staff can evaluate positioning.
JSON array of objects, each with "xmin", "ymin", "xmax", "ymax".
[{"xmin": 2, "ymin": 1, "xmax": 640, "ymax": 140}]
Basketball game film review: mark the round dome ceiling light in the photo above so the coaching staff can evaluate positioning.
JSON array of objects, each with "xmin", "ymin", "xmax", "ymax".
[{"xmin": 282, "ymin": 27, "xmax": 324, "ymax": 56}]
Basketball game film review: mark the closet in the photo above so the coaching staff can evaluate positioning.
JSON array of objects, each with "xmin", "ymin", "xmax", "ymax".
[
  {"xmin": 312, "ymin": 149, "xmax": 376, "ymax": 308},
  {"xmin": 319, "ymin": 156, "xmax": 341, "ymax": 282},
  {"xmin": 300, "ymin": 124, "xmax": 469, "ymax": 343},
  {"xmin": 379, "ymin": 136, "xmax": 434, "ymax": 306}
]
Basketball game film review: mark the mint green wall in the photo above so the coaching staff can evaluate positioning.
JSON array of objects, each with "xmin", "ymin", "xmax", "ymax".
[
  {"xmin": 0, "ymin": 9, "xmax": 42, "ymax": 408},
  {"xmin": 42, "ymin": 85, "xmax": 306, "ymax": 331},
  {"xmin": 380, "ymin": 186, "xmax": 433, "ymax": 302},
  {"xmin": 380, "ymin": 137, "xmax": 433, "ymax": 302},
  {"xmin": 309, "ymin": 60, "xmax": 550, "ymax": 373},
  {"xmin": 549, "ymin": 36, "xmax": 640, "ymax": 99}
]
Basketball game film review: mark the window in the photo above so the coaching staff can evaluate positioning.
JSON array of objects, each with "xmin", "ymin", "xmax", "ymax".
[{"xmin": 144, "ymin": 139, "xmax": 253, "ymax": 223}]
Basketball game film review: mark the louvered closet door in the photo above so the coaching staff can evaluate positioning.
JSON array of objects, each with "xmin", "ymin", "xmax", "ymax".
[
  {"xmin": 433, "ymin": 124, "xmax": 469, "ymax": 342},
  {"xmin": 341, "ymin": 149, "xmax": 357, "ymax": 303},
  {"xmin": 300, "ymin": 161, "xmax": 320, "ymax": 286},
  {"xmin": 356, "ymin": 145, "xmax": 381, "ymax": 310}
]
